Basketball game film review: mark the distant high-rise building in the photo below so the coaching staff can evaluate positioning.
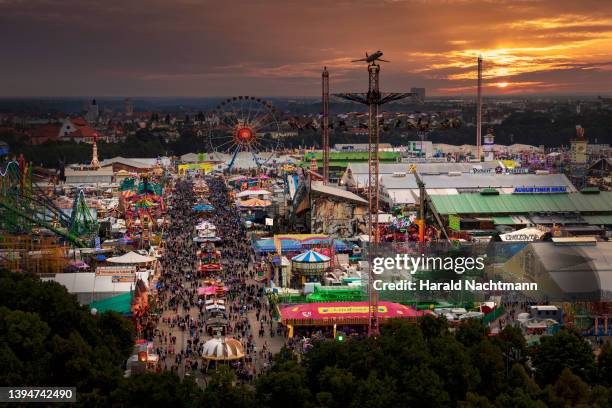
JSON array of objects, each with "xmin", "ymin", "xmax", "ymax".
[
  {"xmin": 125, "ymin": 98, "xmax": 134, "ymax": 117},
  {"xmin": 85, "ymin": 98, "xmax": 99, "ymax": 123},
  {"xmin": 411, "ymin": 87, "xmax": 426, "ymax": 102}
]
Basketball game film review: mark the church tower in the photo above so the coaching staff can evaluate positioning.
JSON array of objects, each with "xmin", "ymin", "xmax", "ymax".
[{"xmin": 90, "ymin": 133, "xmax": 100, "ymax": 169}]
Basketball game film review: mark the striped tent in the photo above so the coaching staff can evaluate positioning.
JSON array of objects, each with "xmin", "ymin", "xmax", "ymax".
[
  {"xmin": 239, "ymin": 198, "xmax": 272, "ymax": 207},
  {"xmin": 291, "ymin": 250, "xmax": 330, "ymax": 263},
  {"xmin": 201, "ymin": 337, "xmax": 245, "ymax": 361}
]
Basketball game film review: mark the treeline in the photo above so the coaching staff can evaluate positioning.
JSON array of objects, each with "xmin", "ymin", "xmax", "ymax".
[
  {"xmin": 0, "ymin": 270, "xmax": 135, "ymax": 406},
  {"xmin": 252, "ymin": 319, "xmax": 612, "ymax": 408},
  {"xmin": 1, "ymin": 108, "xmax": 611, "ymax": 169},
  {"xmin": 0, "ymin": 129, "xmax": 208, "ymax": 168},
  {"xmin": 1, "ymin": 270, "xmax": 611, "ymax": 407}
]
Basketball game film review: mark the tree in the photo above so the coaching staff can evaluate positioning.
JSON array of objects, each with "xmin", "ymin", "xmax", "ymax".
[
  {"xmin": 494, "ymin": 389, "xmax": 547, "ymax": 408},
  {"xmin": 468, "ymin": 340, "xmax": 506, "ymax": 399},
  {"xmin": 0, "ymin": 270, "xmax": 134, "ymax": 401},
  {"xmin": 398, "ymin": 365, "xmax": 450, "ymax": 408},
  {"xmin": 419, "ymin": 314, "xmax": 449, "ymax": 342},
  {"xmin": 97, "ymin": 311, "xmax": 136, "ymax": 362},
  {"xmin": 493, "ymin": 325, "xmax": 528, "ymax": 366},
  {"xmin": 110, "ymin": 372, "xmax": 203, "ymax": 408},
  {"xmin": 597, "ymin": 342, "xmax": 612, "ymax": 386},
  {"xmin": 430, "ymin": 336, "xmax": 479, "ymax": 403},
  {"xmin": 550, "ymin": 368, "xmax": 590, "ymax": 407},
  {"xmin": 531, "ymin": 329, "xmax": 595, "ymax": 385},
  {"xmin": 256, "ymin": 360, "xmax": 312, "ymax": 408},
  {"xmin": 315, "ymin": 366, "xmax": 356, "ymax": 408},
  {"xmin": 350, "ymin": 372, "xmax": 399, "ymax": 408},
  {"xmin": 456, "ymin": 318, "xmax": 489, "ymax": 347},
  {"xmin": 201, "ymin": 366, "xmax": 255, "ymax": 408},
  {"xmin": 507, "ymin": 364, "xmax": 540, "ymax": 398},
  {"xmin": 458, "ymin": 392, "xmax": 494, "ymax": 408},
  {"xmin": 588, "ymin": 385, "xmax": 612, "ymax": 408},
  {"xmin": 0, "ymin": 307, "xmax": 51, "ymax": 385}
]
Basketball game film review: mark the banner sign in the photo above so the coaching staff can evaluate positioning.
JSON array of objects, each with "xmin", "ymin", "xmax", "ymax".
[
  {"xmin": 96, "ymin": 266, "xmax": 136, "ymax": 276},
  {"xmin": 112, "ymin": 275, "xmax": 136, "ymax": 283},
  {"xmin": 178, "ymin": 163, "xmax": 213, "ymax": 176},
  {"xmin": 471, "ymin": 167, "xmax": 529, "ymax": 174},
  {"xmin": 513, "ymin": 186, "xmax": 567, "ymax": 194}
]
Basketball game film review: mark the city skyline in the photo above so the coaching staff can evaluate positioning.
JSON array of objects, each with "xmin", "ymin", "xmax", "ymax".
[{"xmin": 1, "ymin": 0, "xmax": 612, "ymax": 97}]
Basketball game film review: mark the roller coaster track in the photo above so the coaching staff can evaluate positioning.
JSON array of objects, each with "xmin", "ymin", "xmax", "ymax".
[
  {"xmin": 0, "ymin": 200, "xmax": 86, "ymax": 247},
  {"xmin": 0, "ymin": 161, "xmax": 94, "ymax": 247}
]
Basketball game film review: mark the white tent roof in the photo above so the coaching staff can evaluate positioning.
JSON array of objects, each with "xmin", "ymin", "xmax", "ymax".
[
  {"xmin": 106, "ymin": 251, "xmax": 156, "ymax": 264},
  {"xmin": 42, "ymin": 271, "xmax": 150, "ymax": 294},
  {"xmin": 236, "ymin": 189, "xmax": 272, "ymax": 198},
  {"xmin": 202, "ymin": 337, "xmax": 245, "ymax": 360}
]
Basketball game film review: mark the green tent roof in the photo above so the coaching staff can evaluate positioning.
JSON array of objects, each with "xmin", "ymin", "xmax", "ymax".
[
  {"xmin": 582, "ymin": 215, "xmax": 612, "ymax": 225},
  {"xmin": 429, "ymin": 192, "xmax": 612, "ymax": 215},
  {"xmin": 304, "ymin": 151, "xmax": 400, "ymax": 161},
  {"xmin": 492, "ymin": 216, "xmax": 516, "ymax": 225},
  {"xmin": 89, "ymin": 292, "xmax": 132, "ymax": 315}
]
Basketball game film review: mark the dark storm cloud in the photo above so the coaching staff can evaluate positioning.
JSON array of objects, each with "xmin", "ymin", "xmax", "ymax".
[{"xmin": 1, "ymin": 0, "xmax": 611, "ymax": 96}]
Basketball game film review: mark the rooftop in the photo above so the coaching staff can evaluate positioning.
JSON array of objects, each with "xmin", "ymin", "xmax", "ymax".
[
  {"xmin": 311, "ymin": 181, "xmax": 368, "ymax": 204},
  {"xmin": 429, "ymin": 191, "xmax": 612, "ymax": 215}
]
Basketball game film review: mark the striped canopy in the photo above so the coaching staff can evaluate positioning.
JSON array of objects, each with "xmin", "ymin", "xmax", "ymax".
[
  {"xmin": 201, "ymin": 337, "xmax": 245, "ymax": 361},
  {"xmin": 291, "ymin": 250, "xmax": 330, "ymax": 263},
  {"xmin": 239, "ymin": 198, "xmax": 272, "ymax": 207},
  {"xmin": 236, "ymin": 189, "xmax": 271, "ymax": 198}
]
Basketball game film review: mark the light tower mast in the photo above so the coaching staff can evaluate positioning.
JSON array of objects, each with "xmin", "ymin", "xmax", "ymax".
[
  {"xmin": 476, "ymin": 55, "xmax": 483, "ymax": 162},
  {"xmin": 335, "ymin": 57, "xmax": 413, "ymax": 336},
  {"xmin": 322, "ymin": 67, "xmax": 330, "ymax": 184}
]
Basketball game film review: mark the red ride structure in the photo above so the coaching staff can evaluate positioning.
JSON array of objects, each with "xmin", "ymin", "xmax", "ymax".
[{"xmin": 198, "ymin": 245, "xmax": 222, "ymax": 273}]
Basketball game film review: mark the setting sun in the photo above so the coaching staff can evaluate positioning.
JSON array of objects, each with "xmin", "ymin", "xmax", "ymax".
[{"xmin": 497, "ymin": 81, "xmax": 509, "ymax": 88}]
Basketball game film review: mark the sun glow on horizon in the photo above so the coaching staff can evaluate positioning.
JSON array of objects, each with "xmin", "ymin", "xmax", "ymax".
[{"xmin": 496, "ymin": 81, "xmax": 509, "ymax": 88}]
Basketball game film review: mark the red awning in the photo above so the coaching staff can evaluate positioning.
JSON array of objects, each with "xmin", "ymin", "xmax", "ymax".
[{"xmin": 279, "ymin": 301, "xmax": 427, "ymax": 326}]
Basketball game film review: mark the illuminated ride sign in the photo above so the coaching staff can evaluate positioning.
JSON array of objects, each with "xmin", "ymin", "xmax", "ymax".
[{"xmin": 513, "ymin": 186, "xmax": 567, "ymax": 194}]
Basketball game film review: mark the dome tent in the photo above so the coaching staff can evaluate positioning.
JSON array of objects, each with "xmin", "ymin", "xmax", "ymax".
[{"xmin": 201, "ymin": 337, "xmax": 245, "ymax": 361}]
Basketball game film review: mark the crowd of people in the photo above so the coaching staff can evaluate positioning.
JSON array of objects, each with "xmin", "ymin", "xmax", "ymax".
[{"xmin": 151, "ymin": 175, "xmax": 280, "ymax": 382}]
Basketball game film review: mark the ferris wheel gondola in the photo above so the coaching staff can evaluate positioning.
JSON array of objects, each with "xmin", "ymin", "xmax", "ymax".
[{"xmin": 207, "ymin": 96, "xmax": 281, "ymax": 170}]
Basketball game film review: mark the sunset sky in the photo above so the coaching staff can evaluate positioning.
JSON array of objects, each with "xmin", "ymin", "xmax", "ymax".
[{"xmin": 1, "ymin": 0, "xmax": 611, "ymax": 97}]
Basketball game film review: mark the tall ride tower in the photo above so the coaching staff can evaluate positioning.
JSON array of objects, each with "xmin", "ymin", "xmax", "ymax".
[
  {"xmin": 476, "ymin": 55, "xmax": 483, "ymax": 162},
  {"xmin": 335, "ymin": 57, "xmax": 413, "ymax": 336},
  {"xmin": 322, "ymin": 67, "xmax": 330, "ymax": 184}
]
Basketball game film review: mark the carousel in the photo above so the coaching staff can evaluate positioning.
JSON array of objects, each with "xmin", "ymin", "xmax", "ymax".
[
  {"xmin": 291, "ymin": 250, "xmax": 331, "ymax": 286},
  {"xmin": 194, "ymin": 221, "xmax": 221, "ymax": 243},
  {"xmin": 197, "ymin": 244, "xmax": 222, "ymax": 273},
  {"xmin": 201, "ymin": 337, "xmax": 245, "ymax": 371}
]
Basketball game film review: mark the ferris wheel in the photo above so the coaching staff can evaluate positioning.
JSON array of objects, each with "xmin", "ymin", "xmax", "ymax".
[{"xmin": 207, "ymin": 96, "xmax": 281, "ymax": 169}]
